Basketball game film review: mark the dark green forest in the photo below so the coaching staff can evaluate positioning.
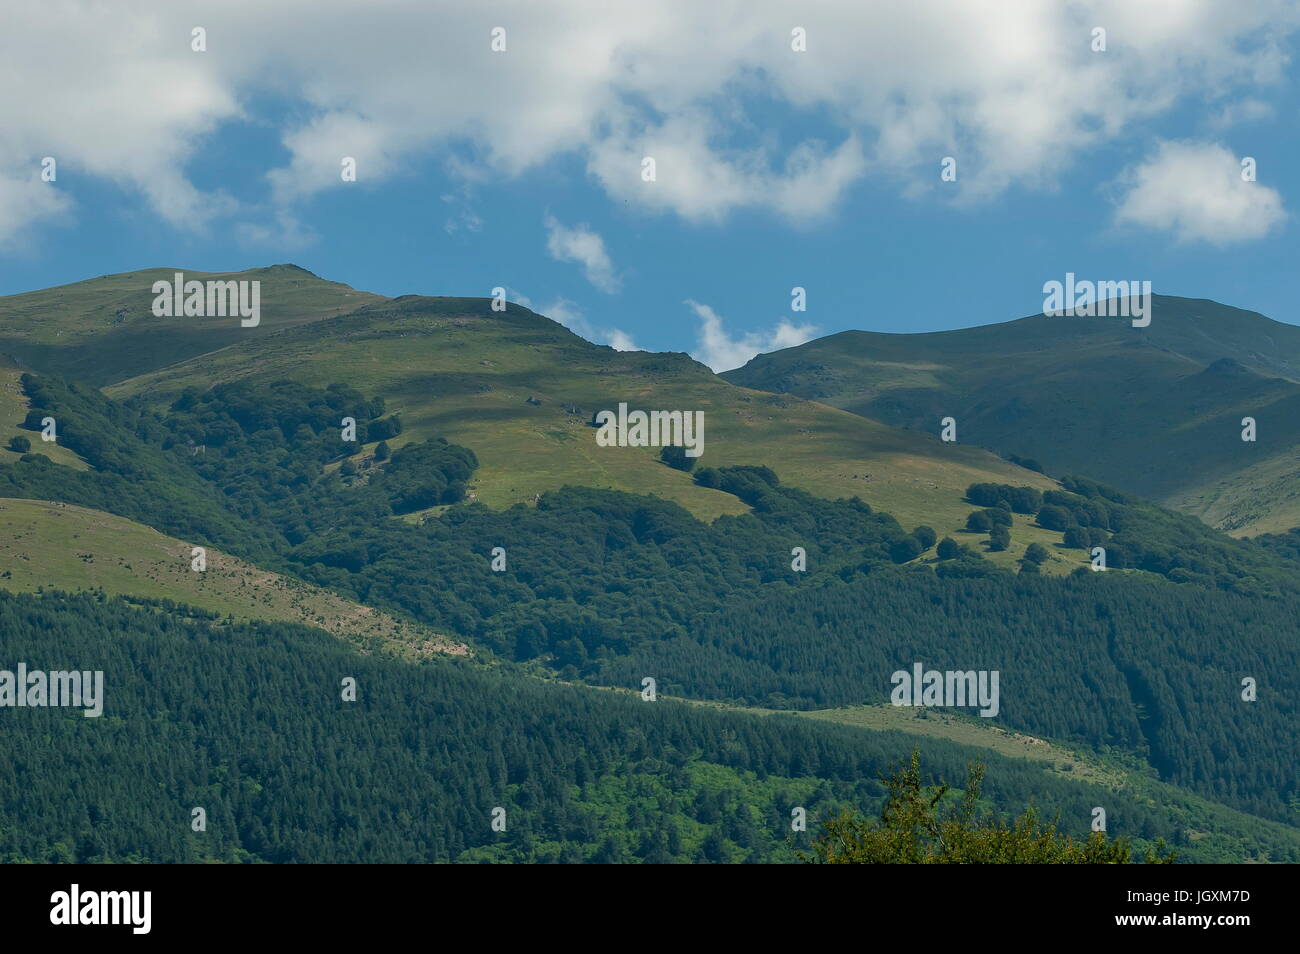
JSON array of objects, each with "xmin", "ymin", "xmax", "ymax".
[
  {"xmin": 2, "ymin": 374, "xmax": 1298, "ymax": 855},
  {"xmin": 0, "ymin": 590, "xmax": 1224, "ymax": 863}
]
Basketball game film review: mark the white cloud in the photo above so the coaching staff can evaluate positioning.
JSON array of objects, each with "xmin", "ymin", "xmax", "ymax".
[
  {"xmin": 1113, "ymin": 140, "xmax": 1286, "ymax": 244},
  {"xmin": 586, "ymin": 113, "xmax": 866, "ymax": 224},
  {"xmin": 440, "ymin": 189, "xmax": 484, "ymax": 236},
  {"xmin": 236, "ymin": 210, "xmax": 316, "ymax": 249},
  {"xmin": 1206, "ymin": 98, "xmax": 1274, "ymax": 131},
  {"xmin": 0, "ymin": 174, "xmax": 72, "ymax": 250},
  {"xmin": 543, "ymin": 214, "xmax": 620, "ymax": 292},
  {"xmin": 0, "ymin": 2, "xmax": 242, "ymax": 242},
  {"xmin": 267, "ymin": 112, "xmax": 405, "ymax": 205},
  {"xmin": 0, "ymin": 0, "xmax": 1297, "ymax": 244},
  {"xmin": 686, "ymin": 300, "xmax": 816, "ymax": 372},
  {"xmin": 605, "ymin": 329, "xmax": 641, "ymax": 352},
  {"xmin": 509, "ymin": 290, "xmax": 639, "ymax": 351}
]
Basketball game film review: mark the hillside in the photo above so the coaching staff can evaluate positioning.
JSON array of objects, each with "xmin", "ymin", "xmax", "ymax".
[
  {"xmin": 0, "ymin": 497, "xmax": 461, "ymax": 658},
  {"xmin": 104, "ymin": 291, "xmax": 1057, "ymax": 556},
  {"xmin": 3, "ymin": 271, "xmax": 1298, "ymax": 860},
  {"xmin": 0, "ymin": 265, "xmax": 381, "ymax": 387},
  {"xmin": 723, "ymin": 296, "xmax": 1300, "ymax": 535}
]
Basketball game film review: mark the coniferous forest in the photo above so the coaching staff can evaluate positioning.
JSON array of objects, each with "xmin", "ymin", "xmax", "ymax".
[{"xmin": 0, "ymin": 590, "xmax": 1283, "ymax": 864}]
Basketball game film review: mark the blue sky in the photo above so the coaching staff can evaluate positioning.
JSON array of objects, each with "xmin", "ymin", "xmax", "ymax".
[{"xmin": 2, "ymin": 1, "xmax": 1298, "ymax": 369}]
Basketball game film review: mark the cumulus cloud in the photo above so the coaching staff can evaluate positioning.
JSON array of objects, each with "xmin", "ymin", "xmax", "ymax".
[
  {"xmin": 1113, "ymin": 140, "xmax": 1286, "ymax": 244},
  {"xmin": 267, "ymin": 112, "xmax": 406, "ymax": 205},
  {"xmin": 686, "ymin": 300, "xmax": 816, "ymax": 372},
  {"xmin": 0, "ymin": 2, "xmax": 242, "ymax": 242},
  {"xmin": 543, "ymin": 215, "xmax": 620, "ymax": 292},
  {"xmin": 0, "ymin": 0, "xmax": 1297, "ymax": 244},
  {"xmin": 586, "ymin": 115, "xmax": 867, "ymax": 223}
]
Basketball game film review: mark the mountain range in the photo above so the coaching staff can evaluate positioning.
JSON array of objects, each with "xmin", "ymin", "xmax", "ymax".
[{"xmin": 2, "ymin": 266, "xmax": 1298, "ymax": 864}]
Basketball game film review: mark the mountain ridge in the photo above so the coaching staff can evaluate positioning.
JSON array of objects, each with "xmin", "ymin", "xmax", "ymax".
[
  {"xmin": 725, "ymin": 295, "xmax": 1300, "ymax": 534},
  {"xmin": 94, "ymin": 286, "xmax": 1059, "ymax": 552},
  {"xmin": 0, "ymin": 264, "xmax": 384, "ymax": 386}
]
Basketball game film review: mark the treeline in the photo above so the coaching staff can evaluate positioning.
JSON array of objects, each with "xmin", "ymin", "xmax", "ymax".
[
  {"xmin": 964, "ymin": 479, "xmax": 1297, "ymax": 595},
  {"xmin": 4, "ymin": 375, "xmax": 276, "ymax": 555},
  {"xmin": 1253, "ymin": 526, "xmax": 1300, "ymax": 565},
  {"xmin": 0, "ymin": 591, "xmax": 1224, "ymax": 863}
]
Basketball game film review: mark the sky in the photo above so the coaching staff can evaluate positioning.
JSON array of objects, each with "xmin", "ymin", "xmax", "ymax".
[{"xmin": 1, "ymin": 0, "xmax": 1298, "ymax": 371}]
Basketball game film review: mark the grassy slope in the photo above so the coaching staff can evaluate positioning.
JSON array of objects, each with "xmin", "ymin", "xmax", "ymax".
[
  {"xmin": 1167, "ymin": 450, "xmax": 1300, "ymax": 536},
  {"xmin": 0, "ymin": 264, "xmax": 382, "ymax": 386},
  {"xmin": 107, "ymin": 295, "xmax": 1063, "ymax": 567},
  {"xmin": 0, "ymin": 497, "xmax": 463, "ymax": 659},
  {"xmin": 724, "ymin": 296, "xmax": 1300, "ymax": 536}
]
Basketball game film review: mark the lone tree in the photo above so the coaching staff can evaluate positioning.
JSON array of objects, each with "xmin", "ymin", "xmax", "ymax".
[
  {"xmin": 1023, "ymin": 542, "xmax": 1050, "ymax": 564},
  {"xmin": 805, "ymin": 750, "xmax": 1175, "ymax": 864},
  {"xmin": 7, "ymin": 435, "xmax": 30, "ymax": 453}
]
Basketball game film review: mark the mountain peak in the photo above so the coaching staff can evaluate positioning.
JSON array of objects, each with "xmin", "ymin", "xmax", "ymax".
[{"xmin": 262, "ymin": 263, "xmax": 321, "ymax": 278}]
